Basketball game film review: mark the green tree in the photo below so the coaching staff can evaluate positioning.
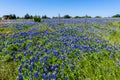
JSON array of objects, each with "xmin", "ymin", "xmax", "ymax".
[
  {"xmin": 83, "ymin": 15, "xmax": 92, "ymax": 18},
  {"xmin": 112, "ymin": 14, "xmax": 120, "ymax": 18},
  {"xmin": 74, "ymin": 16, "xmax": 81, "ymax": 18},
  {"xmin": 33, "ymin": 15, "xmax": 41, "ymax": 22},
  {"xmin": 95, "ymin": 16, "xmax": 102, "ymax": 18},
  {"xmin": 9, "ymin": 14, "xmax": 16, "ymax": 19},
  {"xmin": 16, "ymin": 16, "xmax": 20, "ymax": 19},
  {"xmin": 24, "ymin": 13, "xmax": 30, "ymax": 19},
  {"xmin": 42, "ymin": 15, "xmax": 47, "ymax": 19},
  {"xmin": 63, "ymin": 15, "xmax": 71, "ymax": 18}
]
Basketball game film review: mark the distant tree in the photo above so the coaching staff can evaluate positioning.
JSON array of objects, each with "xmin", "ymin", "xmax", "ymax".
[
  {"xmin": 112, "ymin": 14, "xmax": 120, "ymax": 18},
  {"xmin": 95, "ymin": 16, "xmax": 102, "ymax": 18},
  {"xmin": 24, "ymin": 13, "xmax": 30, "ymax": 19},
  {"xmin": 33, "ymin": 15, "xmax": 41, "ymax": 22},
  {"xmin": 52, "ymin": 16, "xmax": 58, "ymax": 19},
  {"xmin": 30, "ymin": 15, "xmax": 33, "ymax": 19},
  {"xmin": 42, "ymin": 15, "xmax": 47, "ymax": 19},
  {"xmin": 9, "ymin": 14, "xmax": 16, "ymax": 19},
  {"xmin": 63, "ymin": 15, "xmax": 71, "ymax": 18},
  {"xmin": 9, "ymin": 14, "xmax": 12, "ymax": 19},
  {"xmin": 12, "ymin": 14, "xmax": 16, "ymax": 19},
  {"xmin": 42, "ymin": 15, "xmax": 50, "ymax": 19},
  {"xmin": 0, "ymin": 17, "xmax": 1, "ymax": 20},
  {"xmin": 16, "ymin": 16, "xmax": 20, "ymax": 19},
  {"xmin": 74, "ymin": 16, "xmax": 81, "ymax": 18},
  {"xmin": 84, "ymin": 15, "xmax": 92, "ymax": 18}
]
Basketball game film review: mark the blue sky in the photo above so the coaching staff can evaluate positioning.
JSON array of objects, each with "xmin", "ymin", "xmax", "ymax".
[{"xmin": 0, "ymin": 0, "xmax": 120, "ymax": 17}]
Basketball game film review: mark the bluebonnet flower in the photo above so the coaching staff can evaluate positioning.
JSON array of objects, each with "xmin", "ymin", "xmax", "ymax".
[
  {"xmin": 51, "ymin": 74, "xmax": 57, "ymax": 80},
  {"xmin": 37, "ymin": 67, "xmax": 40, "ymax": 72},
  {"xmin": 44, "ymin": 48, "xmax": 48, "ymax": 52},
  {"xmin": 18, "ymin": 65, "xmax": 22, "ymax": 73},
  {"xmin": 42, "ymin": 73, "xmax": 46, "ymax": 80},
  {"xmin": 34, "ymin": 71, "xmax": 39, "ymax": 77},
  {"xmin": 18, "ymin": 56, "xmax": 22, "ymax": 60},
  {"xmin": 118, "ymin": 62, "xmax": 120, "ymax": 67},
  {"xmin": 17, "ymin": 74, "xmax": 23, "ymax": 80},
  {"xmin": 64, "ymin": 76, "xmax": 68, "ymax": 80},
  {"xmin": 30, "ymin": 72, "xmax": 33, "ymax": 80},
  {"xmin": 29, "ymin": 63, "xmax": 34, "ymax": 71},
  {"xmin": 53, "ymin": 50, "xmax": 59, "ymax": 56}
]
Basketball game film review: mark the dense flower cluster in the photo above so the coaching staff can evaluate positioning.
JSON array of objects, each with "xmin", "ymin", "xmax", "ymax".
[{"xmin": 0, "ymin": 20, "xmax": 120, "ymax": 80}]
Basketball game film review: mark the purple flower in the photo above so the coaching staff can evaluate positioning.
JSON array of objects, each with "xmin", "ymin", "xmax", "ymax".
[
  {"xmin": 44, "ymin": 48, "xmax": 48, "ymax": 52},
  {"xmin": 18, "ymin": 65, "xmax": 22, "ymax": 73},
  {"xmin": 53, "ymin": 50, "xmax": 59, "ymax": 56},
  {"xmin": 34, "ymin": 71, "xmax": 39, "ymax": 77},
  {"xmin": 17, "ymin": 74, "xmax": 23, "ymax": 80},
  {"xmin": 42, "ymin": 73, "xmax": 46, "ymax": 79},
  {"xmin": 18, "ymin": 56, "xmax": 22, "ymax": 60}
]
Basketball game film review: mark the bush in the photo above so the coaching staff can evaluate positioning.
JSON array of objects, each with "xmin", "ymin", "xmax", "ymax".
[
  {"xmin": 63, "ymin": 15, "xmax": 71, "ymax": 18},
  {"xmin": 112, "ymin": 14, "xmax": 120, "ymax": 18},
  {"xmin": 33, "ymin": 15, "xmax": 41, "ymax": 22},
  {"xmin": 95, "ymin": 16, "xmax": 102, "ymax": 18},
  {"xmin": 74, "ymin": 16, "xmax": 81, "ymax": 18}
]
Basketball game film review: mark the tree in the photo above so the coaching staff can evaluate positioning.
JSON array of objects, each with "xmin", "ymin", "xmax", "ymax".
[
  {"xmin": 33, "ymin": 15, "xmax": 41, "ymax": 22},
  {"xmin": 74, "ymin": 16, "xmax": 81, "ymax": 18},
  {"xmin": 95, "ymin": 16, "xmax": 102, "ymax": 18},
  {"xmin": 83, "ymin": 15, "xmax": 92, "ymax": 18},
  {"xmin": 12, "ymin": 14, "xmax": 16, "ymax": 19},
  {"xmin": 42, "ymin": 15, "xmax": 47, "ymax": 19},
  {"xmin": 17, "ymin": 16, "xmax": 20, "ymax": 19},
  {"xmin": 112, "ymin": 14, "xmax": 120, "ymax": 18},
  {"xmin": 9, "ymin": 14, "xmax": 16, "ymax": 19},
  {"xmin": 24, "ymin": 13, "xmax": 30, "ymax": 19},
  {"xmin": 63, "ymin": 15, "xmax": 71, "ymax": 18},
  {"xmin": 30, "ymin": 15, "xmax": 33, "ymax": 19}
]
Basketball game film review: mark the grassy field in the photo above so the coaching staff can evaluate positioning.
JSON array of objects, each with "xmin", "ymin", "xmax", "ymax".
[{"xmin": 0, "ymin": 21, "xmax": 120, "ymax": 80}]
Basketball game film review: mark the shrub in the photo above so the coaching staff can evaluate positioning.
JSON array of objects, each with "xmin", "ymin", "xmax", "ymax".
[
  {"xmin": 112, "ymin": 14, "xmax": 120, "ymax": 18},
  {"xmin": 63, "ymin": 15, "xmax": 71, "ymax": 18},
  {"xmin": 33, "ymin": 15, "xmax": 41, "ymax": 22},
  {"xmin": 95, "ymin": 16, "xmax": 102, "ymax": 18}
]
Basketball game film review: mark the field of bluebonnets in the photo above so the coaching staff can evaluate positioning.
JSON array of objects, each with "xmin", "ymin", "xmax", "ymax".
[{"xmin": 0, "ymin": 18, "xmax": 120, "ymax": 80}]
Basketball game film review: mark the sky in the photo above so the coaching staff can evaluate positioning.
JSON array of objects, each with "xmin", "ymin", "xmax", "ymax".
[{"xmin": 0, "ymin": 0, "xmax": 120, "ymax": 17}]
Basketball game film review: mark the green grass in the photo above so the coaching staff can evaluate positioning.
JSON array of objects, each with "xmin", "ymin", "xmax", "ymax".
[
  {"xmin": 0, "ymin": 56, "xmax": 18, "ymax": 80},
  {"xmin": 0, "ymin": 28, "xmax": 12, "ymax": 34}
]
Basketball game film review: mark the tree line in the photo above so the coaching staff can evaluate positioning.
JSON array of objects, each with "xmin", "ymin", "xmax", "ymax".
[{"xmin": 0, "ymin": 13, "xmax": 120, "ymax": 22}]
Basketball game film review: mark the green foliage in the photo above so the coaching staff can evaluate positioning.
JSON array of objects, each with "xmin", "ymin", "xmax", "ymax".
[
  {"xmin": 95, "ymin": 16, "xmax": 102, "ymax": 18},
  {"xmin": 33, "ymin": 15, "xmax": 41, "ymax": 22},
  {"xmin": 0, "ymin": 57, "xmax": 18, "ymax": 80},
  {"xmin": 0, "ymin": 17, "xmax": 2, "ymax": 20},
  {"xmin": 83, "ymin": 15, "xmax": 92, "ymax": 18},
  {"xmin": 74, "ymin": 16, "xmax": 81, "ymax": 18},
  {"xmin": 9, "ymin": 14, "xmax": 16, "ymax": 19},
  {"xmin": 42, "ymin": 15, "xmax": 50, "ymax": 19},
  {"xmin": 63, "ymin": 15, "xmax": 71, "ymax": 18},
  {"xmin": 112, "ymin": 14, "xmax": 120, "ymax": 18},
  {"xmin": 0, "ymin": 28, "xmax": 12, "ymax": 34},
  {"xmin": 24, "ymin": 13, "xmax": 33, "ymax": 19},
  {"xmin": 16, "ymin": 16, "xmax": 20, "ymax": 19},
  {"xmin": 58, "ymin": 22, "xmax": 64, "ymax": 25}
]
